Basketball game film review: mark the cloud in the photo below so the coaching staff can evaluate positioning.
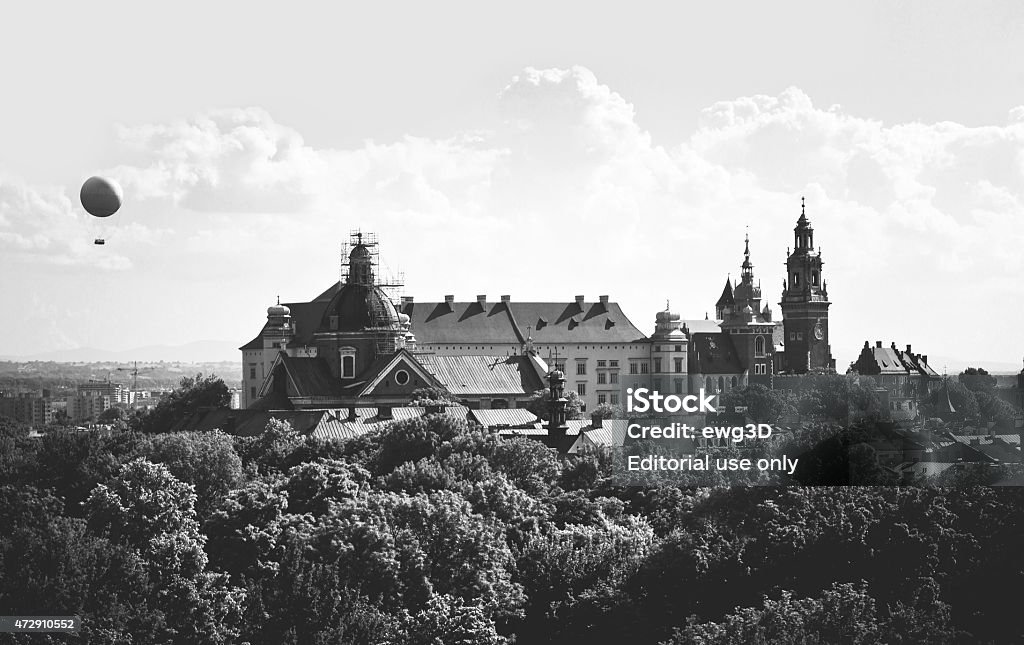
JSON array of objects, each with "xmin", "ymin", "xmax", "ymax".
[
  {"xmin": 0, "ymin": 176, "xmax": 133, "ymax": 270},
  {"xmin": 4, "ymin": 68, "xmax": 1022, "ymax": 364}
]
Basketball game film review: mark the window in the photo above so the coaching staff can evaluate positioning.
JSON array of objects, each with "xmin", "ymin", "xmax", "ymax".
[
  {"xmin": 794, "ymin": 272, "xmax": 800, "ymax": 286},
  {"xmin": 610, "ymin": 393, "xmax": 619, "ymax": 405},
  {"xmin": 597, "ymin": 360, "xmax": 606, "ymax": 367},
  {"xmin": 732, "ymin": 376, "xmax": 738, "ymax": 388},
  {"xmin": 249, "ymin": 365, "xmax": 256, "ymax": 380},
  {"xmin": 339, "ymin": 347, "xmax": 357, "ymax": 379},
  {"xmin": 598, "ymin": 394, "xmax": 607, "ymax": 405},
  {"xmin": 796, "ymin": 332, "xmax": 803, "ymax": 341},
  {"xmin": 272, "ymin": 342, "xmax": 282, "ymax": 349},
  {"xmin": 812, "ymin": 270, "xmax": 819, "ymax": 286},
  {"xmin": 609, "ymin": 360, "xmax": 619, "ymax": 368},
  {"xmin": 597, "ymin": 372, "xmax": 607, "ymax": 384},
  {"xmin": 789, "ymin": 331, "xmax": 796, "ymax": 341},
  {"xmin": 674, "ymin": 378, "xmax": 683, "ymax": 394},
  {"xmin": 630, "ymin": 362, "xmax": 638, "ymax": 375},
  {"xmin": 675, "ymin": 345, "xmax": 683, "ymax": 352},
  {"xmin": 654, "ymin": 358, "xmax": 662, "ymax": 373},
  {"xmin": 609, "ymin": 372, "xmax": 618, "ymax": 384},
  {"xmin": 755, "ymin": 336, "xmax": 765, "ymax": 357},
  {"xmin": 577, "ymin": 383, "xmax": 586, "ymax": 396},
  {"xmin": 555, "ymin": 361, "xmax": 566, "ymax": 373},
  {"xmin": 674, "ymin": 358, "xmax": 683, "ymax": 373},
  {"xmin": 640, "ymin": 362, "xmax": 649, "ymax": 374},
  {"xmin": 718, "ymin": 376, "xmax": 725, "ymax": 392},
  {"xmin": 250, "ymin": 386, "xmax": 256, "ymax": 399},
  {"xmin": 576, "ymin": 361, "xmax": 587, "ymax": 375},
  {"xmin": 395, "ymin": 369, "xmax": 410, "ymax": 386}
]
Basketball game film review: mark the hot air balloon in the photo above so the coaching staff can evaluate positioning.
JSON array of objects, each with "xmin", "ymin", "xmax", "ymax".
[{"xmin": 80, "ymin": 176, "xmax": 123, "ymax": 244}]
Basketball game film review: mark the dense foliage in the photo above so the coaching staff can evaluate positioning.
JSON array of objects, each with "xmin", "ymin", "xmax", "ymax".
[{"xmin": 1, "ymin": 407, "xmax": 1023, "ymax": 643}]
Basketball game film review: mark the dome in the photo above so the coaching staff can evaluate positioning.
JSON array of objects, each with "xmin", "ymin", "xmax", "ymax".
[
  {"xmin": 656, "ymin": 309, "xmax": 680, "ymax": 323},
  {"xmin": 349, "ymin": 244, "xmax": 372, "ymax": 260},
  {"xmin": 267, "ymin": 303, "xmax": 290, "ymax": 316},
  {"xmin": 320, "ymin": 282, "xmax": 399, "ymax": 332}
]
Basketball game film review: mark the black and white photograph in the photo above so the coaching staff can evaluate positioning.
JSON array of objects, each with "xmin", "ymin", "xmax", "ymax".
[{"xmin": 2, "ymin": 1, "xmax": 1024, "ymax": 643}]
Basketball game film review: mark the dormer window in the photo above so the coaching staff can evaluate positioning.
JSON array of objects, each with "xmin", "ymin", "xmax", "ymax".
[{"xmin": 339, "ymin": 347, "xmax": 356, "ymax": 379}]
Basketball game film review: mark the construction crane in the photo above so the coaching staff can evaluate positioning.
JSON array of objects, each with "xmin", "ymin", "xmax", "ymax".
[{"xmin": 116, "ymin": 361, "xmax": 155, "ymax": 391}]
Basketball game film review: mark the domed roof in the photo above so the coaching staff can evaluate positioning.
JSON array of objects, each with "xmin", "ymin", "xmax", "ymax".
[
  {"xmin": 320, "ymin": 282, "xmax": 399, "ymax": 333},
  {"xmin": 656, "ymin": 309, "xmax": 680, "ymax": 323},
  {"xmin": 267, "ymin": 298, "xmax": 290, "ymax": 316},
  {"xmin": 349, "ymin": 244, "xmax": 372, "ymax": 260}
]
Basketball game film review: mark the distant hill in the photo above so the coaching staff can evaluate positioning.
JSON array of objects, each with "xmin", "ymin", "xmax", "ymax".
[
  {"xmin": 0, "ymin": 340, "xmax": 242, "ymax": 364},
  {"xmin": 0, "ymin": 359, "xmax": 242, "ymax": 391}
]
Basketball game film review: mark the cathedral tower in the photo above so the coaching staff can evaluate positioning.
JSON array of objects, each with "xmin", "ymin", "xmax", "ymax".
[{"xmin": 780, "ymin": 198, "xmax": 834, "ymax": 373}]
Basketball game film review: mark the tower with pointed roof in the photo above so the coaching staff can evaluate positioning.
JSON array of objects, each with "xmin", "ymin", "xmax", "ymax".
[
  {"xmin": 718, "ymin": 231, "xmax": 777, "ymax": 384},
  {"xmin": 780, "ymin": 198, "xmax": 834, "ymax": 373}
]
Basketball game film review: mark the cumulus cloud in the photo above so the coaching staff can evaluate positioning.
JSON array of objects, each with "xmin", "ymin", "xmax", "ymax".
[
  {"xmin": 4, "ymin": 68, "xmax": 1022, "ymax": 363},
  {"xmin": 0, "ymin": 176, "xmax": 133, "ymax": 270}
]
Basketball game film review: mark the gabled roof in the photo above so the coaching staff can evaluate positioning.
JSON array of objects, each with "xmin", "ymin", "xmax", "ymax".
[
  {"xmin": 261, "ymin": 355, "xmax": 343, "ymax": 399},
  {"xmin": 419, "ymin": 354, "xmax": 545, "ymax": 396},
  {"xmin": 359, "ymin": 348, "xmax": 447, "ymax": 396},
  {"xmin": 402, "ymin": 299, "xmax": 646, "ymax": 345}
]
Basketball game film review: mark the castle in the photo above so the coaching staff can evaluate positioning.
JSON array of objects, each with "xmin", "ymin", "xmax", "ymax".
[{"xmin": 239, "ymin": 200, "xmax": 846, "ymax": 412}]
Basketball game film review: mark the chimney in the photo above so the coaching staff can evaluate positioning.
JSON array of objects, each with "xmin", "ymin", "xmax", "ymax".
[
  {"xmin": 906, "ymin": 344, "xmax": 912, "ymax": 354},
  {"xmin": 575, "ymin": 295, "xmax": 585, "ymax": 306},
  {"xmin": 379, "ymin": 406, "xmax": 393, "ymax": 420},
  {"xmin": 599, "ymin": 295, "xmax": 609, "ymax": 305},
  {"xmin": 591, "ymin": 412, "xmax": 603, "ymax": 429},
  {"xmin": 476, "ymin": 294, "xmax": 486, "ymax": 306},
  {"xmin": 876, "ymin": 341, "xmax": 882, "ymax": 349},
  {"xmin": 444, "ymin": 295, "xmax": 454, "ymax": 310},
  {"xmin": 891, "ymin": 342, "xmax": 897, "ymax": 350},
  {"xmin": 863, "ymin": 341, "xmax": 869, "ymax": 349},
  {"xmin": 922, "ymin": 355, "xmax": 928, "ymax": 364},
  {"xmin": 347, "ymin": 406, "xmax": 357, "ymax": 421},
  {"xmin": 500, "ymin": 294, "xmax": 510, "ymax": 303}
]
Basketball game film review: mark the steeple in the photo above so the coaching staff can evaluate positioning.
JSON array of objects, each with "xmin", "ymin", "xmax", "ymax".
[{"xmin": 741, "ymin": 228, "xmax": 753, "ymax": 278}]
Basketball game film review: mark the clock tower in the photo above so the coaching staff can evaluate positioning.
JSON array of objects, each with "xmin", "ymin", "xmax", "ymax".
[{"xmin": 780, "ymin": 198, "xmax": 835, "ymax": 373}]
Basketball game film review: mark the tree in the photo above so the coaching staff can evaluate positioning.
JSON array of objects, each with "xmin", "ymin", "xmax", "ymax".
[
  {"xmin": 143, "ymin": 430, "xmax": 245, "ymax": 516},
  {"xmin": 141, "ymin": 373, "xmax": 231, "ymax": 434},
  {"xmin": 408, "ymin": 387, "xmax": 459, "ymax": 407},
  {"xmin": 590, "ymin": 403, "xmax": 622, "ymax": 420},
  {"xmin": 525, "ymin": 388, "xmax": 584, "ymax": 422},
  {"xmin": 720, "ymin": 384, "xmax": 792, "ymax": 423},
  {"xmin": 960, "ymin": 367, "xmax": 996, "ymax": 393}
]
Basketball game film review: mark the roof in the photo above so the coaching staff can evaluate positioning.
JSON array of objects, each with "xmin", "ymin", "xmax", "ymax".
[
  {"xmin": 321, "ymin": 282, "xmax": 399, "ymax": 333},
  {"xmin": 469, "ymin": 408, "xmax": 540, "ymax": 429},
  {"xmin": 271, "ymin": 356, "xmax": 343, "ymax": 398},
  {"xmin": 680, "ymin": 318, "xmax": 723, "ymax": 334},
  {"xmin": 240, "ymin": 283, "xmax": 342, "ymax": 351},
  {"xmin": 715, "ymin": 278, "xmax": 735, "ymax": 307},
  {"xmin": 419, "ymin": 354, "xmax": 545, "ymax": 396},
  {"xmin": 402, "ymin": 299, "xmax": 646, "ymax": 345}
]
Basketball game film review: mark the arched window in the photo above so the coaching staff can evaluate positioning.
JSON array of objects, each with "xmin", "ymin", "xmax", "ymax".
[
  {"xmin": 812, "ymin": 270, "xmax": 819, "ymax": 286},
  {"xmin": 793, "ymin": 272, "xmax": 800, "ymax": 286},
  {"xmin": 718, "ymin": 376, "xmax": 725, "ymax": 392},
  {"xmin": 705, "ymin": 376, "xmax": 713, "ymax": 393},
  {"xmin": 731, "ymin": 376, "xmax": 738, "ymax": 388},
  {"xmin": 755, "ymin": 336, "xmax": 765, "ymax": 357}
]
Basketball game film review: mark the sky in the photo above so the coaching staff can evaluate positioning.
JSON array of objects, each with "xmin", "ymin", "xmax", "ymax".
[{"xmin": 1, "ymin": 0, "xmax": 1022, "ymax": 370}]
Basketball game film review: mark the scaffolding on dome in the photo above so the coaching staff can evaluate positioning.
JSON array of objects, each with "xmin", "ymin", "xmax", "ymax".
[{"xmin": 340, "ymin": 229, "xmax": 407, "ymax": 358}]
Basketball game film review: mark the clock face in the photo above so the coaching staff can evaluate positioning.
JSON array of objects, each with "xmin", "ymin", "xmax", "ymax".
[{"xmin": 813, "ymin": 323, "xmax": 824, "ymax": 340}]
